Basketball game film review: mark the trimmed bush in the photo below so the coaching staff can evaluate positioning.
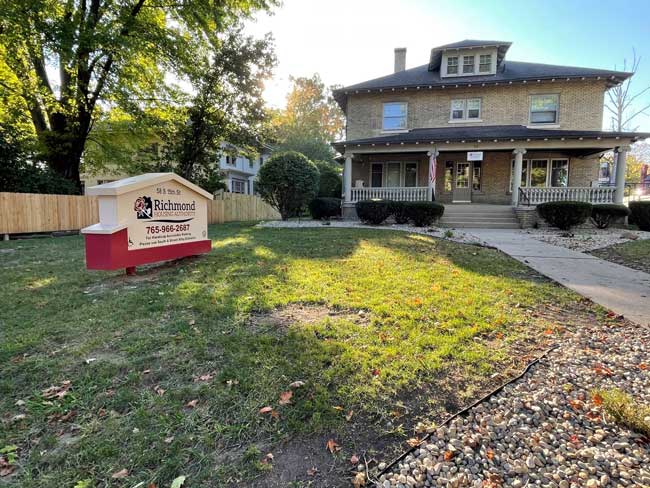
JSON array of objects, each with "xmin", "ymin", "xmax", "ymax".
[
  {"xmin": 314, "ymin": 161, "xmax": 342, "ymax": 198},
  {"xmin": 256, "ymin": 151, "xmax": 319, "ymax": 220},
  {"xmin": 403, "ymin": 201, "xmax": 445, "ymax": 227},
  {"xmin": 390, "ymin": 201, "xmax": 410, "ymax": 224},
  {"xmin": 629, "ymin": 201, "xmax": 650, "ymax": 231},
  {"xmin": 308, "ymin": 197, "xmax": 341, "ymax": 220},
  {"xmin": 356, "ymin": 200, "xmax": 392, "ymax": 225},
  {"xmin": 590, "ymin": 204, "xmax": 630, "ymax": 229},
  {"xmin": 536, "ymin": 201, "xmax": 592, "ymax": 230}
]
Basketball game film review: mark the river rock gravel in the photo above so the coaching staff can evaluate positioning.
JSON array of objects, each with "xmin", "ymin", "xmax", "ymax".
[{"xmin": 377, "ymin": 319, "xmax": 650, "ymax": 487}]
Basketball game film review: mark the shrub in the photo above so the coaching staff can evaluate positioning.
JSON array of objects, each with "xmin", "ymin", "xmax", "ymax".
[
  {"xmin": 308, "ymin": 197, "xmax": 341, "ymax": 220},
  {"xmin": 629, "ymin": 201, "xmax": 650, "ymax": 231},
  {"xmin": 356, "ymin": 200, "xmax": 392, "ymax": 225},
  {"xmin": 403, "ymin": 201, "xmax": 445, "ymax": 227},
  {"xmin": 314, "ymin": 161, "xmax": 342, "ymax": 198},
  {"xmin": 256, "ymin": 151, "xmax": 319, "ymax": 220},
  {"xmin": 390, "ymin": 201, "xmax": 410, "ymax": 224},
  {"xmin": 590, "ymin": 204, "xmax": 630, "ymax": 229},
  {"xmin": 536, "ymin": 201, "xmax": 592, "ymax": 230}
]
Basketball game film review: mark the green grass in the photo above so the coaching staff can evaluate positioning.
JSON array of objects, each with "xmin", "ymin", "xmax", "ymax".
[
  {"xmin": 595, "ymin": 388, "xmax": 650, "ymax": 437},
  {"xmin": 590, "ymin": 238, "xmax": 650, "ymax": 274},
  {"xmin": 0, "ymin": 223, "xmax": 588, "ymax": 487}
]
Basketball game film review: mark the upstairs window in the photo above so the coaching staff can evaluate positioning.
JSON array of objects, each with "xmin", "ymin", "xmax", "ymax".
[
  {"xmin": 450, "ymin": 98, "xmax": 481, "ymax": 121},
  {"xmin": 383, "ymin": 102, "xmax": 407, "ymax": 131},
  {"xmin": 479, "ymin": 54, "xmax": 492, "ymax": 73},
  {"xmin": 447, "ymin": 56, "xmax": 459, "ymax": 74},
  {"xmin": 463, "ymin": 55, "xmax": 475, "ymax": 74},
  {"xmin": 226, "ymin": 155, "xmax": 236, "ymax": 165},
  {"xmin": 530, "ymin": 94, "xmax": 559, "ymax": 124}
]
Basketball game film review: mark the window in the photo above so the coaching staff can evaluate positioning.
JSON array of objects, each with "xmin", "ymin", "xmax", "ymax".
[
  {"xmin": 447, "ymin": 56, "xmax": 458, "ymax": 74},
  {"xmin": 551, "ymin": 160, "xmax": 569, "ymax": 187},
  {"xmin": 444, "ymin": 162, "xmax": 453, "ymax": 192},
  {"xmin": 450, "ymin": 98, "xmax": 481, "ymax": 121},
  {"xmin": 404, "ymin": 163, "xmax": 417, "ymax": 187},
  {"xmin": 472, "ymin": 161, "xmax": 482, "ymax": 191},
  {"xmin": 231, "ymin": 179, "xmax": 246, "ymax": 193},
  {"xmin": 530, "ymin": 160, "xmax": 549, "ymax": 187},
  {"xmin": 249, "ymin": 158, "xmax": 254, "ymax": 168},
  {"xmin": 456, "ymin": 163, "xmax": 470, "ymax": 188},
  {"xmin": 479, "ymin": 54, "xmax": 492, "ymax": 73},
  {"xmin": 463, "ymin": 55, "xmax": 475, "ymax": 74},
  {"xmin": 530, "ymin": 94, "xmax": 559, "ymax": 124},
  {"xmin": 510, "ymin": 159, "xmax": 569, "ymax": 190},
  {"xmin": 371, "ymin": 163, "xmax": 383, "ymax": 187},
  {"xmin": 386, "ymin": 163, "xmax": 401, "ymax": 187},
  {"xmin": 383, "ymin": 102, "xmax": 407, "ymax": 131},
  {"xmin": 510, "ymin": 160, "xmax": 528, "ymax": 192},
  {"xmin": 226, "ymin": 155, "xmax": 236, "ymax": 165}
]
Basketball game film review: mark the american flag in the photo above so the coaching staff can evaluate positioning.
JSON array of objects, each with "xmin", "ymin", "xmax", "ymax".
[{"xmin": 429, "ymin": 153, "xmax": 437, "ymax": 196}]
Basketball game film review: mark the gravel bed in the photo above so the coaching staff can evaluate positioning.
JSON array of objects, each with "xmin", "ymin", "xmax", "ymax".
[
  {"xmin": 377, "ymin": 320, "xmax": 650, "ymax": 488},
  {"xmin": 523, "ymin": 228, "xmax": 650, "ymax": 253},
  {"xmin": 257, "ymin": 220, "xmax": 486, "ymax": 246}
]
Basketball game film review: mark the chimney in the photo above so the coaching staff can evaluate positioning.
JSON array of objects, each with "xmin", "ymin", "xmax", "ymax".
[{"xmin": 394, "ymin": 47, "xmax": 406, "ymax": 73}]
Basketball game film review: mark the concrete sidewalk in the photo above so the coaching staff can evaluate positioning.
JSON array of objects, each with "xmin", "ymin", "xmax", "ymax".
[{"xmin": 470, "ymin": 229, "xmax": 650, "ymax": 326}]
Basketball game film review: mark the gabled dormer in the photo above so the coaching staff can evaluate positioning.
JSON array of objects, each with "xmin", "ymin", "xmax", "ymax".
[{"xmin": 429, "ymin": 40, "xmax": 511, "ymax": 77}]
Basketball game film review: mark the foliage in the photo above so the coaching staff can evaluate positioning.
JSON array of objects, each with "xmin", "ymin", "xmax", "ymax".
[
  {"xmin": 0, "ymin": 0, "xmax": 277, "ymax": 189},
  {"xmin": 402, "ymin": 201, "xmax": 445, "ymax": 227},
  {"xmin": 536, "ymin": 201, "xmax": 592, "ymax": 230},
  {"xmin": 389, "ymin": 201, "xmax": 410, "ymax": 224},
  {"xmin": 595, "ymin": 388, "xmax": 650, "ymax": 437},
  {"xmin": 308, "ymin": 197, "xmax": 341, "ymax": 220},
  {"xmin": 0, "ymin": 222, "xmax": 583, "ymax": 486},
  {"xmin": 256, "ymin": 151, "xmax": 319, "ymax": 220},
  {"xmin": 314, "ymin": 161, "xmax": 342, "ymax": 197},
  {"xmin": 271, "ymin": 74, "xmax": 345, "ymax": 161},
  {"xmin": 590, "ymin": 204, "xmax": 630, "ymax": 229},
  {"xmin": 629, "ymin": 201, "xmax": 650, "ymax": 231},
  {"xmin": 0, "ymin": 123, "xmax": 76, "ymax": 194},
  {"xmin": 355, "ymin": 200, "xmax": 392, "ymax": 225}
]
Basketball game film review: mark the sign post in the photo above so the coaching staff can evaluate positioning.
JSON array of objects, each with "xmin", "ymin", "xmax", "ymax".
[{"xmin": 81, "ymin": 173, "xmax": 213, "ymax": 274}]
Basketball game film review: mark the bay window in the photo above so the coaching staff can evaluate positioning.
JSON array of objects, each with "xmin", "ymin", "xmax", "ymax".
[
  {"xmin": 530, "ymin": 94, "xmax": 559, "ymax": 124},
  {"xmin": 383, "ymin": 102, "xmax": 408, "ymax": 131}
]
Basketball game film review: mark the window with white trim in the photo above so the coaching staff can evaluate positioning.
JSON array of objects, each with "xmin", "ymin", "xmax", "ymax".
[
  {"xmin": 530, "ymin": 94, "xmax": 559, "ymax": 124},
  {"xmin": 231, "ymin": 178, "xmax": 246, "ymax": 193},
  {"xmin": 479, "ymin": 54, "xmax": 492, "ymax": 73},
  {"xmin": 510, "ymin": 158, "xmax": 569, "ymax": 191},
  {"xmin": 382, "ymin": 102, "xmax": 407, "ymax": 131},
  {"xmin": 447, "ymin": 56, "xmax": 459, "ymax": 74},
  {"xmin": 450, "ymin": 98, "xmax": 481, "ymax": 121},
  {"xmin": 463, "ymin": 55, "xmax": 475, "ymax": 74}
]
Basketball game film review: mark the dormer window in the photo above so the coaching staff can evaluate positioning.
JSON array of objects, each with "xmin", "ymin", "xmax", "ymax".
[
  {"xmin": 447, "ymin": 56, "xmax": 458, "ymax": 74},
  {"xmin": 463, "ymin": 55, "xmax": 475, "ymax": 74},
  {"xmin": 479, "ymin": 54, "xmax": 492, "ymax": 73}
]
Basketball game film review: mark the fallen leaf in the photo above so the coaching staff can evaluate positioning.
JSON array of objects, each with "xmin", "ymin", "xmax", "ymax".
[
  {"xmin": 413, "ymin": 297, "xmax": 423, "ymax": 306},
  {"xmin": 170, "ymin": 475, "xmax": 186, "ymax": 488},
  {"xmin": 350, "ymin": 454, "xmax": 359, "ymax": 464},
  {"xmin": 333, "ymin": 405, "xmax": 344, "ymax": 411},
  {"xmin": 164, "ymin": 436, "xmax": 174, "ymax": 444},
  {"xmin": 486, "ymin": 449, "xmax": 495, "ymax": 460},
  {"xmin": 259, "ymin": 406, "xmax": 273, "ymax": 414},
  {"xmin": 639, "ymin": 363, "xmax": 648, "ymax": 371},
  {"xmin": 189, "ymin": 319, "xmax": 196, "ymax": 326},
  {"xmin": 352, "ymin": 472, "xmax": 366, "ymax": 487},
  {"xmin": 0, "ymin": 466, "xmax": 15, "ymax": 477},
  {"xmin": 154, "ymin": 386, "xmax": 166, "ymax": 396},
  {"xmin": 143, "ymin": 369, "xmax": 151, "ymax": 374},
  {"xmin": 593, "ymin": 365, "xmax": 613, "ymax": 377},
  {"xmin": 195, "ymin": 373, "xmax": 214, "ymax": 382},
  {"xmin": 495, "ymin": 332, "xmax": 504, "ymax": 340},
  {"xmin": 289, "ymin": 380, "xmax": 305, "ymax": 388},
  {"xmin": 345, "ymin": 410, "xmax": 354, "ymax": 421},
  {"xmin": 543, "ymin": 328, "xmax": 553, "ymax": 335},
  {"xmin": 147, "ymin": 483, "xmax": 158, "ymax": 488},
  {"xmin": 568, "ymin": 399, "xmax": 583, "ymax": 411},
  {"xmin": 14, "ymin": 400, "xmax": 25, "ymax": 407},
  {"xmin": 326, "ymin": 439, "xmax": 340, "ymax": 454},
  {"xmin": 307, "ymin": 467, "xmax": 318, "ymax": 476},
  {"xmin": 406, "ymin": 438, "xmax": 420, "ymax": 448},
  {"xmin": 443, "ymin": 450, "xmax": 454, "ymax": 461},
  {"xmin": 371, "ymin": 368, "xmax": 381, "ymax": 377},
  {"xmin": 111, "ymin": 468, "xmax": 129, "ymax": 479},
  {"xmin": 270, "ymin": 409, "xmax": 280, "ymax": 420},
  {"xmin": 592, "ymin": 393, "xmax": 603, "ymax": 406},
  {"xmin": 279, "ymin": 390, "xmax": 292, "ymax": 405},
  {"xmin": 42, "ymin": 380, "xmax": 72, "ymax": 400},
  {"xmin": 185, "ymin": 399, "xmax": 198, "ymax": 408}
]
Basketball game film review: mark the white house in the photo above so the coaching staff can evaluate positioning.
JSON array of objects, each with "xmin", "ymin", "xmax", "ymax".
[{"xmin": 219, "ymin": 145, "xmax": 270, "ymax": 195}]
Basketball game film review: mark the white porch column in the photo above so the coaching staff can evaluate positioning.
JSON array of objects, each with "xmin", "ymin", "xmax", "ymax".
[
  {"xmin": 427, "ymin": 149, "xmax": 438, "ymax": 201},
  {"xmin": 614, "ymin": 145, "xmax": 630, "ymax": 204},
  {"xmin": 511, "ymin": 148, "xmax": 526, "ymax": 206},
  {"xmin": 248, "ymin": 176, "xmax": 255, "ymax": 195},
  {"xmin": 343, "ymin": 153, "xmax": 353, "ymax": 203}
]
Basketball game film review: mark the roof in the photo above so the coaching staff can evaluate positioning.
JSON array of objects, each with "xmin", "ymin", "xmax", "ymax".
[
  {"xmin": 85, "ymin": 172, "xmax": 214, "ymax": 200},
  {"xmin": 333, "ymin": 61, "xmax": 632, "ymax": 112},
  {"xmin": 332, "ymin": 125, "xmax": 650, "ymax": 152},
  {"xmin": 428, "ymin": 39, "xmax": 511, "ymax": 70}
]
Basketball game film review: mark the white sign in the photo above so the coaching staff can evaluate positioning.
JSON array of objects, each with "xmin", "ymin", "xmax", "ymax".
[{"xmin": 467, "ymin": 151, "xmax": 483, "ymax": 161}]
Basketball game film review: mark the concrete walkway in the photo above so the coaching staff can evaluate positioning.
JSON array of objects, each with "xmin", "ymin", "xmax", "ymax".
[{"xmin": 471, "ymin": 229, "xmax": 650, "ymax": 326}]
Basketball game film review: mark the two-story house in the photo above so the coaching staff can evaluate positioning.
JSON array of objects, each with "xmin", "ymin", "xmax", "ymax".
[
  {"xmin": 333, "ymin": 40, "xmax": 649, "ymax": 219},
  {"xmin": 219, "ymin": 143, "xmax": 270, "ymax": 195}
]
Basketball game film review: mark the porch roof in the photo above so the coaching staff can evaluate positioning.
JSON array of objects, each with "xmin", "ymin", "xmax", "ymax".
[{"xmin": 333, "ymin": 125, "xmax": 650, "ymax": 153}]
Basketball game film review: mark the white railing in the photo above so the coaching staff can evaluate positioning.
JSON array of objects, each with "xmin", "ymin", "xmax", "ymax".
[
  {"xmin": 349, "ymin": 186, "xmax": 429, "ymax": 203},
  {"xmin": 520, "ymin": 186, "xmax": 616, "ymax": 205}
]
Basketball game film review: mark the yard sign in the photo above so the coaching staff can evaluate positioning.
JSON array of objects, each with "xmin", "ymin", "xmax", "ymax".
[{"xmin": 81, "ymin": 173, "xmax": 213, "ymax": 274}]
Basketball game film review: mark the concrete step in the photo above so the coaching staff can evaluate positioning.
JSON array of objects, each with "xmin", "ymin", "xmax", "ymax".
[
  {"xmin": 441, "ymin": 213, "xmax": 516, "ymax": 219},
  {"xmin": 439, "ymin": 221, "xmax": 521, "ymax": 229},
  {"xmin": 440, "ymin": 217, "xmax": 519, "ymax": 223}
]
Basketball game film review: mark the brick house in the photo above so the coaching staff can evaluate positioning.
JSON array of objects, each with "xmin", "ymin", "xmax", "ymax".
[{"xmin": 332, "ymin": 40, "xmax": 649, "ymax": 221}]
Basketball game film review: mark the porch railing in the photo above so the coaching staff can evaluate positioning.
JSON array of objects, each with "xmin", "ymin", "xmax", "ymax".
[
  {"xmin": 519, "ymin": 186, "xmax": 616, "ymax": 205},
  {"xmin": 349, "ymin": 186, "xmax": 429, "ymax": 203}
]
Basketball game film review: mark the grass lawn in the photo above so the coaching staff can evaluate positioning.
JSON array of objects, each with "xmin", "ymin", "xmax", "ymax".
[
  {"xmin": 0, "ymin": 223, "xmax": 611, "ymax": 487},
  {"xmin": 590, "ymin": 238, "xmax": 650, "ymax": 274}
]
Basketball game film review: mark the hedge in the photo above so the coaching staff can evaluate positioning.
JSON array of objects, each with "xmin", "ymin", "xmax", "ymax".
[
  {"xmin": 308, "ymin": 197, "xmax": 341, "ymax": 220},
  {"xmin": 403, "ymin": 201, "xmax": 445, "ymax": 227},
  {"xmin": 389, "ymin": 201, "xmax": 410, "ymax": 224},
  {"xmin": 355, "ymin": 200, "xmax": 392, "ymax": 225},
  {"xmin": 629, "ymin": 201, "xmax": 650, "ymax": 231},
  {"xmin": 590, "ymin": 204, "xmax": 630, "ymax": 229},
  {"xmin": 536, "ymin": 201, "xmax": 592, "ymax": 230}
]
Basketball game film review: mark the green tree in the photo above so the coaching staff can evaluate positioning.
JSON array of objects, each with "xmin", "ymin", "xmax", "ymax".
[
  {"xmin": 256, "ymin": 151, "xmax": 319, "ymax": 220},
  {"xmin": 314, "ymin": 160, "xmax": 342, "ymax": 197},
  {"xmin": 0, "ymin": 0, "xmax": 276, "ymax": 191},
  {"xmin": 272, "ymin": 74, "xmax": 344, "ymax": 161}
]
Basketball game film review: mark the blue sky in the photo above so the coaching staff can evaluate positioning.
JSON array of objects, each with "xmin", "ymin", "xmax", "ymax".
[{"xmin": 247, "ymin": 0, "xmax": 650, "ymax": 131}]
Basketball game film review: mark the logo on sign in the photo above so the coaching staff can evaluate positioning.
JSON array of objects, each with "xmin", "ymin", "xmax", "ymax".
[{"xmin": 134, "ymin": 196, "xmax": 153, "ymax": 219}]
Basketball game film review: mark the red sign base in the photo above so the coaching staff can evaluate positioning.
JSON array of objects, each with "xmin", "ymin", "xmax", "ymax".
[{"xmin": 84, "ymin": 228, "xmax": 211, "ymax": 271}]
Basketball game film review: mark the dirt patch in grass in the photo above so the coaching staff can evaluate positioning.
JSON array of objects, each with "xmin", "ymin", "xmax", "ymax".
[
  {"xmin": 589, "ymin": 240, "xmax": 650, "ymax": 274},
  {"xmin": 248, "ymin": 303, "xmax": 371, "ymax": 330}
]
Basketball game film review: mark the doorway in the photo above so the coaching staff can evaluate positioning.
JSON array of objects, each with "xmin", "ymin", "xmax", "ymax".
[{"xmin": 452, "ymin": 162, "xmax": 472, "ymax": 202}]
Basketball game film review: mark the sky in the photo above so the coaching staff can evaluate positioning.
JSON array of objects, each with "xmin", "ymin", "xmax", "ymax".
[{"xmin": 245, "ymin": 0, "xmax": 650, "ymax": 132}]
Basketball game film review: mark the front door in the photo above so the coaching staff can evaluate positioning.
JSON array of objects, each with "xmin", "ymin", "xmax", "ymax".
[{"xmin": 453, "ymin": 162, "xmax": 471, "ymax": 202}]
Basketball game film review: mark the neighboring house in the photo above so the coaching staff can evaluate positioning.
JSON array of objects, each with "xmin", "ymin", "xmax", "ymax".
[
  {"xmin": 218, "ymin": 144, "xmax": 270, "ymax": 195},
  {"xmin": 333, "ymin": 40, "xmax": 649, "ymax": 218}
]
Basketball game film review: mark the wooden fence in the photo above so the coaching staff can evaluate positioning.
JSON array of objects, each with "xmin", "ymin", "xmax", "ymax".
[{"xmin": 0, "ymin": 191, "xmax": 279, "ymax": 235}]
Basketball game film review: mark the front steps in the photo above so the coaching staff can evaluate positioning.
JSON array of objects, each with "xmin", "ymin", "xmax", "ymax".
[{"xmin": 439, "ymin": 204, "xmax": 520, "ymax": 229}]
